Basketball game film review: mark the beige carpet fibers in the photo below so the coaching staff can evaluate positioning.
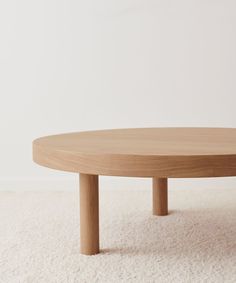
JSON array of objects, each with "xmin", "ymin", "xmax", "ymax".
[{"xmin": 0, "ymin": 187, "xmax": 235, "ymax": 283}]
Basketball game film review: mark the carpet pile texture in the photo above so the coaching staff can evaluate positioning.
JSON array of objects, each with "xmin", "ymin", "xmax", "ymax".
[{"xmin": 0, "ymin": 187, "xmax": 235, "ymax": 282}]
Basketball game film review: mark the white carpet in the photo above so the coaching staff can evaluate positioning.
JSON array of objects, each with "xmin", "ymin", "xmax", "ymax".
[{"xmin": 0, "ymin": 187, "xmax": 235, "ymax": 283}]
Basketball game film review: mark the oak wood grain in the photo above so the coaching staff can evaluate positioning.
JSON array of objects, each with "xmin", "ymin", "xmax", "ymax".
[
  {"xmin": 153, "ymin": 178, "xmax": 168, "ymax": 216},
  {"xmin": 33, "ymin": 128, "xmax": 236, "ymax": 178},
  {"xmin": 80, "ymin": 173, "xmax": 99, "ymax": 255}
]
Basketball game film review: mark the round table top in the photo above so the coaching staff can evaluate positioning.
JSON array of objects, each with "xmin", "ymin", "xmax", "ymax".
[{"xmin": 33, "ymin": 128, "xmax": 236, "ymax": 178}]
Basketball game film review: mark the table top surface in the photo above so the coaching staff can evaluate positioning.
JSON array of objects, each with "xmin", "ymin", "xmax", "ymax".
[{"xmin": 33, "ymin": 128, "xmax": 236, "ymax": 178}]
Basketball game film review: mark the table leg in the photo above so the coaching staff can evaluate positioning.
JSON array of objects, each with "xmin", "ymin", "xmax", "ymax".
[
  {"xmin": 80, "ymin": 173, "xmax": 99, "ymax": 255},
  {"xmin": 152, "ymin": 177, "xmax": 168, "ymax": 216}
]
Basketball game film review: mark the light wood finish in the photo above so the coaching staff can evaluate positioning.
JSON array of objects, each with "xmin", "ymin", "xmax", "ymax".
[
  {"xmin": 80, "ymin": 173, "xmax": 99, "ymax": 255},
  {"xmin": 33, "ymin": 128, "xmax": 236, "ymax": 178},
  {"xmin": 153, "ymin": 178, "xmax": 168, "ymax": 216},
  {"xmin": 32, "ymin": 128, "xmax": 236, "ymax": 255}
]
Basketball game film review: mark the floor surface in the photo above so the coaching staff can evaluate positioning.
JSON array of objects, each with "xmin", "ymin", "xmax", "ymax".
[{"xmin": 0, "ymin": 187, "xmax": 235, "ymax": 282}]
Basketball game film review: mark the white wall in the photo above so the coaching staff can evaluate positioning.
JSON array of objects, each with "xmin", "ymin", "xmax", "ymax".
[{"xmin": 0, "ymin": 0, "xmax": 236, "ymax": 190}]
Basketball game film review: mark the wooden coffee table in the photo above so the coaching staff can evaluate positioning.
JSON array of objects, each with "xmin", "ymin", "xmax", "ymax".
[{"xmin": 33, "ymin": 128, "xmax": 236, "ymax": 255}]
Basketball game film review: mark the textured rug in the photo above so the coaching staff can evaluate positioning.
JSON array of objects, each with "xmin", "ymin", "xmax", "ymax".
[{"xmin": 0, "ymin": 187, "xmax": 235, "ymax": 283}]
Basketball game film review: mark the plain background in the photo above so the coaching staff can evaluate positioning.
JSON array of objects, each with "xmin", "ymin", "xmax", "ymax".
[{"xmin": 0, "ymin": 0, "xmax": 236, "ymax": 191}]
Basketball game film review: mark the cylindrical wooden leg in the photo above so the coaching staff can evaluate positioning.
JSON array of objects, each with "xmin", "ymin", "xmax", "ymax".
[
  {"xmin": 80, "ymin": 173, "xmax": 99, "ymax": 255},
  {"xmin": 153, "ymin": 177, "xmax": 168, "ymax": 216}
]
